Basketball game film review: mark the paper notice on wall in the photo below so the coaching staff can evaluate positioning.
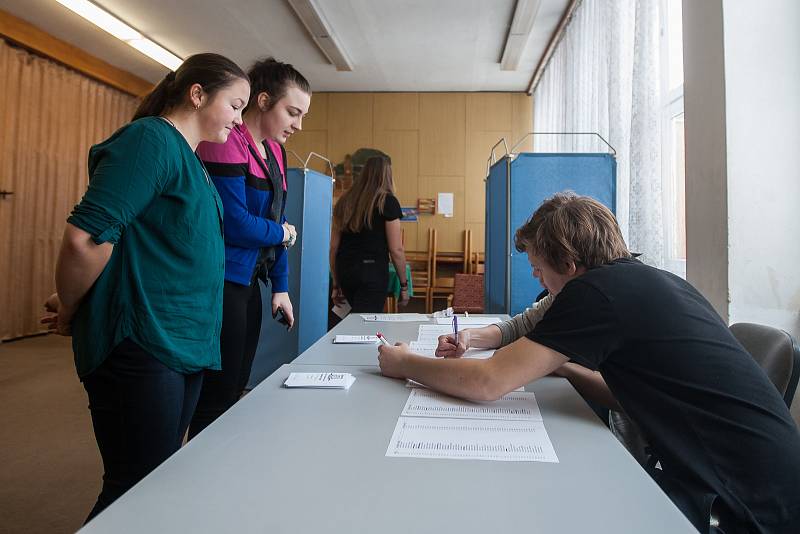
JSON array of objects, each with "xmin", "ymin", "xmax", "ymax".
[{"xmin": 437, "ymin": 193, "xmax": 454, "ymax": 217}]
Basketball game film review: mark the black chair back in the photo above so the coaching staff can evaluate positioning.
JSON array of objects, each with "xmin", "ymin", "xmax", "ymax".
[{"xmin": 730, "ymin": 322, "xmax": 800, "ymax": 407}]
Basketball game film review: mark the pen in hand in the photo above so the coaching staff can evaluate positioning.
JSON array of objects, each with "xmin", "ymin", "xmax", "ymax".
[
  {"xmin": 377, "ymin": 332, "xmax": 392, "ymax": 346},
  {"xmin": 453, "ymin": 316, "xmax": 458, "ymax": 345}
]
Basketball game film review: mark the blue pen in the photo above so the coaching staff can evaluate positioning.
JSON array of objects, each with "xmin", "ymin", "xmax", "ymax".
[{"xmin": 453, "ymin": 315, "xmax": 458, "ymax": 345}]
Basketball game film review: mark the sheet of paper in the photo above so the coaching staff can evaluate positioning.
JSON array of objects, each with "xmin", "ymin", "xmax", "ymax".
[
  {"xmin": 417, "ymin": 324, "xmax": 455, "ymax": 343},
  {"xmin": 437, "ymin": 192, "xmax": 454, "ymax": 217},
  {"xmin": 434, "ymin": 316, "xmax": 503, "ymax": 326},
  {"xmin": 283, "ymin": 372, "xmax": 355, "ymax": 389},
  {"xmin": 331, "ymin": 300, "xmax": 351, "ymax": 319},
  {"xmin": 408, "ymin": 343, "xmax": 495, "ymax": 360},
  {"xmin": 361, "ymin": 313, "xmax": 430, "ymax": 322},
  {"xmin": 409, "ymin": 341, "xmax": 437, "ymax": 356},
  {"xmin": 386, "ymin": 417, "xmax": 558, "ymax": 462},
  {"xmin": 406, "ymin": 379, "xmax": 523, "ymax": 392},
  {"xmin": 400, "ymin": 388, "xmax": 542, "ymax": 421},
  {"xmin": 333, "ymin": 335, "xmax": 379, "ymax": 344}
]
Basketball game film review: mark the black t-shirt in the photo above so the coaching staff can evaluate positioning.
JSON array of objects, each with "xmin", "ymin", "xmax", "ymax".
[
  {"xmin": 337, "ymin": 194, "xmax": 402, "ymax": 263},
  {"xmin": 526, "ymin": 258, "xmax": 800, "ymax": 531}
]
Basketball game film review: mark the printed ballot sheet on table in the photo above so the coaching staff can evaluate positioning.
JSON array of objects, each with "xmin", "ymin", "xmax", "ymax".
[
  {"xmin": 333, "ymin": 335, "xmax": 380, "ymax": 344},
  {"xmin": 283, "ymin": 372, "xmax": 356, "ymax": 389},
  {"xmin": 434, "ymin": 316, "xmax": 503, "ymax": 326},
  {"xmin": 416, "ymin": 324, "xmax": 456, "ymax": 343},
  {"xmin": 386, "ymin": 418, "xmax": 558, "ymax": 462},
  {"xmin": 406, "ymin": 379, "xmax": 524, "ymax": 392},
  {"xmin": 401, "ymin": 388, "xmax": 543, "ymax": 421},
  {"xmin": 387, "ymin": 388, "xmax": 558, "ymax": 462}
]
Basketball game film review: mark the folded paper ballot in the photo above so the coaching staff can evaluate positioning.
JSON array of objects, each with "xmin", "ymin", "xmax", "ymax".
[
  {"xmin": 284, "ymin": 372, "xmax": 356, "ymax": 389},
  {"xmin": 333, "ymin": 335, "xmax": 380, "ymax": 344}
]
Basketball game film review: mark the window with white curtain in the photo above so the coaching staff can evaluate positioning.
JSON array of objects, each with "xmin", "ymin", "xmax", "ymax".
[
  {"xmin": 533, "ymin": 0, "xmax": 686, "ymax": 276},
  {"xmin": 660, "ymin": 0, "xmax": 686, "ymax": 277}
]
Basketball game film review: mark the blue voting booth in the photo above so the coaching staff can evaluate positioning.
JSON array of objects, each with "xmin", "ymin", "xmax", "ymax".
[
  {"xmin": 249, "ymin": 165, "xmax": 334, "ymax": 387},
  {"xmin": 485, "ymin": 147, "xmax": 616, "ymax": 316}
]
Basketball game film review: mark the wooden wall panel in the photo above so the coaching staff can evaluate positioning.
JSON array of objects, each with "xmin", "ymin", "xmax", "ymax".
[
  {"xmin": 374, "ymin": 93, "xmax": 419, "ymax": 131},
  {"xmin": 282, "ymin": 91, "xmax": 532, "ymax": 254},
  {"xmin": 466, "ymin": 93, "xmax": 512, "ymax": 132},
  {"xmin": 327, "ymin": 93, "xmax": 373, "ymax": 166},
  {"xmin": 372, "ymin": 130, "xmax": 419, "ymax": 204},
  {"xmin": 302, "ymin": 92, "xmax": 328, "ymax": 130},
  {"xmin": 419, "ymin": 93, "xmax": 465, "ymax": 176},
  {"xmin": 285, "ymin": 130, "xmax": 329, "ymax": 174},
  {"xmin": 417, "ymin": 176, "xmax": 465, "ymax": 251},
  {"xmin": 511, "ymin": 93, "xmax": 534, "ymax": 152},
  {"xmin": 465, "ymin": 130, "xmax": 511, "ymax": 224}
]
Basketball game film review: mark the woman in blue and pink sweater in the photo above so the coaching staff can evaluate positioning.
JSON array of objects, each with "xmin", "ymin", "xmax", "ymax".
[{"xmin": 188, "ymin": 58, "xmax": 311, "ymax": 438}]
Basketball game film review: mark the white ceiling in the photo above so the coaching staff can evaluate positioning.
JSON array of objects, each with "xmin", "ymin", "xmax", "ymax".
[{"xmin": 0, "ymin": 0, "xmax": 570, "ymax": 92}]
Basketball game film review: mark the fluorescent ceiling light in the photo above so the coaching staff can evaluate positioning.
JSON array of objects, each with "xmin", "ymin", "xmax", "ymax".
[
  {"xmin": 55, "ymin": 0, "xmax": 183, "ymax": 71},
  {"xmin": 500, "ymin": 0, "xmax": 540, "ymax": 71},
  {"xmin": 287, "ymin": 0, "xmax": 353, "ymax": 72}
]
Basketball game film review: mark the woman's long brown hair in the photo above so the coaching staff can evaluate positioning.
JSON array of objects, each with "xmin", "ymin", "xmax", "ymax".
[{"xmin": 333, "ymin": 156, "xmax": 394, "ymax": 233}]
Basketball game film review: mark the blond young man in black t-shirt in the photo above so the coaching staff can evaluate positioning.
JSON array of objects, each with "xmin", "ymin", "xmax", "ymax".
[{"xmin": 378, "ymin": 193, "xmax": 800, "ymax": 533}]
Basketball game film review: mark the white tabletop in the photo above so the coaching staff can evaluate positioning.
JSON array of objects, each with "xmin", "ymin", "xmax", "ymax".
[{"xmin": 79, "ymin": 359, "xmax": 695, "ymax": 533}]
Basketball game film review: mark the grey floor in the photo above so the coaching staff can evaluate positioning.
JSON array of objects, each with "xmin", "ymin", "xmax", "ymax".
[{"xmin": 0, "ymin": 335, "xmax": 101, "ymax": 534}]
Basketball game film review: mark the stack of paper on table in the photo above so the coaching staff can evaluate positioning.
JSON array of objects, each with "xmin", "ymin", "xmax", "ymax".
[
  {"xmin": 434, "ymin": 316, "xmax": 503, "ymax": 326},
  {"xmin": 333, "ymin": 335, "xmax": 379, "ymax": 344},
  {"xmin": 361, "ymin": 313, "xmax": 429, "ymax": 322},
  {"xmin": 284, "ymin": 372, "xmax": 356, "ymax": 389},
  {"xmin": 387, "ymin": 388, "xmax": 558, "ymax": 462}
]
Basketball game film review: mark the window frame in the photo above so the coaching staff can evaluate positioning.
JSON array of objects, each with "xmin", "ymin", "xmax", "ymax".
[{"xmin": 659, "ymin": 0, "xmax": 686, "ymax": 278}]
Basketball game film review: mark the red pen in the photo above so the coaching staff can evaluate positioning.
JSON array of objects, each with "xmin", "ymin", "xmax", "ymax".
[{"xmin": 376, "ymin": 332, "xmax": 392, "ymax": 346}]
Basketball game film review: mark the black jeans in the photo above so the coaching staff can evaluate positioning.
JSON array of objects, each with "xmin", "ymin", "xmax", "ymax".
[
  {"xmin": 188, "ymin": 280, "xmax": 262, "ymax": 439},
  {"xmin": 82, "ymin": 339, "xmax": 202, "ymax": 523},
  {"xmin": 336, "ymin": 257, "xmax": 389, "ymax": 313}
]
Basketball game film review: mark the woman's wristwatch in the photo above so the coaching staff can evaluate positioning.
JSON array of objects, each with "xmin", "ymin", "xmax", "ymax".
[{"xmin": 400, "ymin": 281, "xmax": 408, "ymax": 290}]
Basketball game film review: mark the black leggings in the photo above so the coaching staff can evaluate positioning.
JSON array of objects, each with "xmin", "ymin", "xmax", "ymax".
[
  {"xmin": 188, "ymin": 280, "xmax": 262, "ymax": 439},
  {"xmin": 82, "ymin": 339, "xmax": 202, "ymax": 523},
  {"xmin": 336, "ymin": 257, "xmax": 389, "ymax": 313}
]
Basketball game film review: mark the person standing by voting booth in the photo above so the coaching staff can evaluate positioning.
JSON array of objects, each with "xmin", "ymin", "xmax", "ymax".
[
  {"xmin": 330, "ymin": 156, "xmax": 410, "ymax": 313},
  {"xmin": 42, "ymin": 53, "xmax": 251, "ymax": 521},
  {"xmin": 188, "ymin": 58, "xmax": 311, "ymax": 438}
]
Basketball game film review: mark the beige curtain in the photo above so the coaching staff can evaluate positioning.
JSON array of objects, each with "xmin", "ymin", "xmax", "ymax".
[{"xmin": 0, "ymin": 39, "xmax": 138, "ymax": 340}]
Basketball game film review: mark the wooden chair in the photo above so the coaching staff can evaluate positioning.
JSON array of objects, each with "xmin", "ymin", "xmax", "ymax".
[
  {"xmin": 471, "ymin": 251, "xmax": 485, "ymax": 275},
  {"xmin": 429, "ymin": 229, "xmax": 471, "ymax": 310},
  {"xmin": 462, "ymin": 229, "xmax": 473, "ymax": 274},
  {"xmin": 407, "ymin": 228, "xmax": 434, "ymax": 313},
  {"xmin": 447, "ymin": 273, "xmax": 484, "ymax": 313}
]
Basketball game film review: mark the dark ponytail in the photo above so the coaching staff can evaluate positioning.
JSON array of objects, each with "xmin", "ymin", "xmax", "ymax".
[
  {"xmin": 133, "ymin": 53, "xmax": 249, "ymax": 121},
  {"xmin": 245, "ymin": 57, "xmax": 311, "ymax": 112}
]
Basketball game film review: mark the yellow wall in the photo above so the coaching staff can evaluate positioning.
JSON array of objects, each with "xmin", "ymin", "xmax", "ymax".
[{"xmin": 285, "ymin": 92, "xmax": 533, "ymax": 252}]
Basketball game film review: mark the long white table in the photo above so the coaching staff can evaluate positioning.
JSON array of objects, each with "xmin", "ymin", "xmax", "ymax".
[
  {"xmin": 293, "ymin": 314, "xmax": 511, "ymax": 366},
  {"xmin": 79, "ymin": 318, "xmax": 696, "ymax": 533}
]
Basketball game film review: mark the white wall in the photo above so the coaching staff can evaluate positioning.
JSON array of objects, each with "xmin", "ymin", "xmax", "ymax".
[{"xmin": 683, "ymin": 0, "xmax": 800, "ymax": 336}]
